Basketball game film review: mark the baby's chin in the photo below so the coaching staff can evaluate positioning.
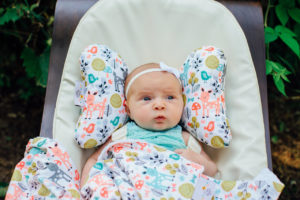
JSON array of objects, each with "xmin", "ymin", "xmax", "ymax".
[
  {"xmin": 133, "ymin": 119, "xmax": 179, "ymax": 131},
  {"xmin": 143, "ymin": 123, "xmax": 176, "ymax": 132}
]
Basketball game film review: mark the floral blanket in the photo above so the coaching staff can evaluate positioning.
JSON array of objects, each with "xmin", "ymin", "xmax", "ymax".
[
  {"xmin": 6, "ymin": 137, "xmax": 284, "ymax": 199},
  {"xmin": 81, "ymin": 140, "xmax": 206, "ymax": 199}
]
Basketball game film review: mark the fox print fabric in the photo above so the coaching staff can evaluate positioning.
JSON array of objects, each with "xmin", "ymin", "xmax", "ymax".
[
  {"xmin": 74, "ymin": 44, "xmax": 128, "ymax": 148},
  {"xmin": 180, "ymin": 46, "xmax": 231, "ymax": 148}
]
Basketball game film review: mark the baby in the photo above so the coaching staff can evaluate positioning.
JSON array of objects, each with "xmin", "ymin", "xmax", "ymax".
[{"xmin": 81, "ymin": 63, "xmax": 217, "ymax": 186}]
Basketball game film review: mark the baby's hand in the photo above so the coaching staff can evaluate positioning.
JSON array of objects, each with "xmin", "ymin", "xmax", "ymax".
[
  {"xmin": 174, "ymin": 148, "xmax": 218, "ymax": 176},
  {"xmin": 174, "ymin": 149, "xmax": 203, "ymax": 164}
]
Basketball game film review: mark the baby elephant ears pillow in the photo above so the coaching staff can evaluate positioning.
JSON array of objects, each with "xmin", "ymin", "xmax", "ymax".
[
  {"xmin": 180, "ymin": 46, "xmax": 232, "ymax": 148},
  {"xmin": 74, "ymin": 44, "xmax": 128, "ymax": 148}
]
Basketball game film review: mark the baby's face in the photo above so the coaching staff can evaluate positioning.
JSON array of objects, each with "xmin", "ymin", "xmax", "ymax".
[{"xmin": 126, "ymin": 71, "xmax": 183, "ymax": 131}]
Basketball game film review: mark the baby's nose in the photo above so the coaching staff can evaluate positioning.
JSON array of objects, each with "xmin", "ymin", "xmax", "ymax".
[{"xmin": 153, "ymin": 99, "xmax": 166, "ymax": 110}]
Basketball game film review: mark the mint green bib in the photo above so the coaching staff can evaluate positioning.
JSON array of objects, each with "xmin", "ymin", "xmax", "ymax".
[{"xmin": 126, "ymin": 122, "xmax": 187, "ymax": 151}]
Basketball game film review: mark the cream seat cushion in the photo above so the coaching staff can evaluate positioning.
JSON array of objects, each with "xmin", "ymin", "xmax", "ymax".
[{"xmin": 53, "ymin": 0, "xmax": 267, "ymax": 180}]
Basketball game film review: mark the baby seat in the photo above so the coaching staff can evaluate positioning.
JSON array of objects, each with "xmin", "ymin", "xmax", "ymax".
[{"xmin": 41, "ymin": 0, "xmax": 271, "ymax": 180}]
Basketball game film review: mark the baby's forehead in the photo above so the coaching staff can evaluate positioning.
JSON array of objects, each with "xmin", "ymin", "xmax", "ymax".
[
  {"xmin": 134, "ymin": 73, "xmax": 181, "ymax": 90},
  {"xmin": 125, "ymin": 64, "xmax": 160, "ymax": 82},
  {"xmin": 125, "ymin": 63, "xmax": 182, "ymax": 98},
  {"xmin": 135, "ymin": 71, "xmax": 178, "ymax": 84}
]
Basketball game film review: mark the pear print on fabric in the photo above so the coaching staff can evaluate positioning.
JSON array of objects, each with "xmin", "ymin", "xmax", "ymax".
[
  {"xmin": 75, "ymin": 44, "xmax": 128, "ymax": 148},
  {"xmin": 180, "ymin": 46, "xmax": 231, "ymax": 148}
]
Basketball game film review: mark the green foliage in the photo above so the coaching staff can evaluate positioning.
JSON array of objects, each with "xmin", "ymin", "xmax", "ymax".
[
  {"xmin": 0, "ymin": 182, "xmax": 8, "ymax": 198},
  {"xmin": 0, "ymin": 0, "xmax": 55, "ymax": 99},
  {"xmin": 265, "ymin": 0, "xmax": 300, "ymax": 96},
  {"xmin": 21, "ymin": 45, "xmax": 50, "ymax": 87}
]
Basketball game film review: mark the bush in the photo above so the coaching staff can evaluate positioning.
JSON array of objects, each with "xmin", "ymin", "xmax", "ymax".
[
  {"xmin": 0, "ymin": 0, "xmax": 56, "ymax": 99},
  {"xmin": 264, "ymin": 0, "xmax": 300, "ymax": 96}
]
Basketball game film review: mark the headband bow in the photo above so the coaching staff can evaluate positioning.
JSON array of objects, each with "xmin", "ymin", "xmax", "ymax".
[{"xmin": 125, "ymin": 62, "xmax": 181, "ymax": 97}]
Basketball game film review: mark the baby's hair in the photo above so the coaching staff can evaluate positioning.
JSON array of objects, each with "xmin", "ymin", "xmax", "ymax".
[{"xmin": 124, "ymin": 63, "xmax": 160, "ymax": 98}]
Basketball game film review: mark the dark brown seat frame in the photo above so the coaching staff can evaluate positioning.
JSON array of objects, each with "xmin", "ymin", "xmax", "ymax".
[{"xmin": 40, "ymin": 0, "xmax": 272, "ymax": 170}]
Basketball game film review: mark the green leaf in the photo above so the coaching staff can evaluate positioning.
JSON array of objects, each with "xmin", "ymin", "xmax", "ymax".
[
  {"xmin": 265, "ymin": 27, "xmax": 278, "ymax": 43},
  {"xmin": 21, "ymin": 47, "xmax": 40, "ymax": 79},
  {"xmin": 275, "ymin": 62, "xmax": 291, "ymax": 83},
  {"xmin": 0, "ymin": 8, "xmax": 21, "ymax": 25},
  {"xmin": 275, "ymin": 26, "xmax": 300, "ymax": 57},
  {"xmin": 280, "ymin": 68, "xmax": 291, "ymax": 83},
  {"xmin": 279, "ymin": 33, "xmax": 300, "ymax": 57},
  {"xmin": 266, "ymin": 59, "xmax": 273, "ymax": 75},
  {"xmin": 273, "ymin": 74, "xmax": 287, "ymax": 96},
  {"xmin": 288, "ymin": 8, "xmax": 300, "ymax": 23},
  {"xmin": 37, "ymin": 46, "xmax": 50, "ymax": 87},
  {"xmin": 279, "ymin": 0, "xmax": 295, "ymax": 8},
  {"xmin": 276, "ymin": 5, "xmax": 289, "ymax": 25},
  {"xmin": 268, "ymin": 59, "xmax": 292, "ymax": 87},
  {"xmin": 0, "ymin": 4, "xmax": 28, "ymax": 25},
  {"xmin": 269, "ymin": 60, "xmax": 292, "ymax": 81},
  {"xmin": 21, "ymin": 46, "xmax": 50, "ymax": 87},
  {"xmin": 275, "ymin": 25, "xmax": 296, "ymax": 37},
  {"xmin": 281, "ymin": 73, "xmax": 291, "ymax": 83},
  {"xmin": 267, "ymin": 60, "xmax": 283, "ymax": 73},
  {"xmin": 271, "ymin": 135, "xmax": 279, "ymax": 144}
]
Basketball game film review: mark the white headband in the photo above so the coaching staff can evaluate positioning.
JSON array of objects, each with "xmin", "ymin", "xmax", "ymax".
[{"xmin": 125, "ymin": 62, "xmax": 180, "ymax": 97}]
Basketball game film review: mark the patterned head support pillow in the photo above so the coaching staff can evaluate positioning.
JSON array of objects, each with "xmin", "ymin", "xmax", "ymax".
[
  {"xmin": 74, "ymin": 44, "xmax": 128, "ymax": 148},
  {"xmin": 75, "ymin": 44, "xmax": 231, "ymax": 149}
]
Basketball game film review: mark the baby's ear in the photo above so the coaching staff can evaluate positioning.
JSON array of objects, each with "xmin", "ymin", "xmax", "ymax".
[{"xmin": 124, "ymin": 100, "xmax": 131, "ymax": 116}]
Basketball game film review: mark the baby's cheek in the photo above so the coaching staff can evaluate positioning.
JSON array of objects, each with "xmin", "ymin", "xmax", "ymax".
[
  {"xmin": 132, "ymin": 107, "xmax": 150, "ymax": 124},
  {"xmin": 173, "ymin": 106, "xmax": 183, "ymax": 121}
]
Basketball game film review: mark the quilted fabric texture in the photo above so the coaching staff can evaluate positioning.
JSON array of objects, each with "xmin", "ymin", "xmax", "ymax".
[
  {"xmin": 74, "ymin": 44, "xmax": 128, "ymax": 148},
  {"xmin": 180, "ymin": 46, "xmax": 231, "ymax": 148}
]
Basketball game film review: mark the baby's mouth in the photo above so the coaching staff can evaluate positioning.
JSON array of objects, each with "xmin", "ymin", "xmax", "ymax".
[{"xmin": 154, "ymin": 116, "xmax": 166, "ymax": 121}]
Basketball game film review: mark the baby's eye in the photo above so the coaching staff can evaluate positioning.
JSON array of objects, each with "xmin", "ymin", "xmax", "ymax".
[
  {"xmin": 167, "ymin": 96, "xmax": 174, "ymax": 100},
  {"xmin": 143, "ymin": 97, "xmax": 151, "ymax": 101}
]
